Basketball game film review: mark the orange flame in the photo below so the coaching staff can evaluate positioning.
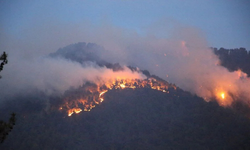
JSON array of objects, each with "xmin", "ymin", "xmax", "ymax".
[
  {"xmin": 60, "ymin": 78, "xmax": 176, "ymax": 116},
  {"xmin": 221, "ymin": 93, "xmax": 225, "ymax": 99},
  {"xmin": 68, "ymin": 108, "xmax": 82, "ymax": 116},
  {"xmin": 214, "ymin": 90, "xmax": 233, "ymax": 106}
]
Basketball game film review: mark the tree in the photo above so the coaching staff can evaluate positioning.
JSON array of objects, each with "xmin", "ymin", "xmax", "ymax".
[
  {"xmin": 0, "ymin": 51, "xmax": 8, "ymax": 78},
  {"xmin": 0, "ymin": 113, "xmax": 16, "ymax": 143},
  {"xmin": 0, "ymin": 52, "xmax": 16, "ymax": 143}
]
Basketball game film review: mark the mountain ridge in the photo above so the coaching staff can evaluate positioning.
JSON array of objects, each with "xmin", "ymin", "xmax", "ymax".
[{"xmin": 1, "ymin": 42, "xmax": 250, "ymax": 149}]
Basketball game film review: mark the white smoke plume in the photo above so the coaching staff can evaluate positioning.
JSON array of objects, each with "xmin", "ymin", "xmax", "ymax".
[
  {"xmin": 95, "ymin": 26, "xmax": 250, "ymax": 106},
  {"xmin": 1, "ymin": 19, "xmax": 249, "ymax": 106},
  {"xmin": 0, "ymin": 52, "xmax": 145, "ymax": 100}
]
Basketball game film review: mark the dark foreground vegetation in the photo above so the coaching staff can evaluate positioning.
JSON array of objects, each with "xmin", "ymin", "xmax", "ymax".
[{"xmin": 0, "ymin": 52, "xmax": 16, "ymax": 143}]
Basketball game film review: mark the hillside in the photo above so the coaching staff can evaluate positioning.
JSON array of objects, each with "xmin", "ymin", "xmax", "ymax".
[
  {"xmin": 1, "ymin": 43, "xmax": 250, "ymax": 149},
  {"xmin": 1, "ymin": 86, "xmax": 250, "ymax": 149}
]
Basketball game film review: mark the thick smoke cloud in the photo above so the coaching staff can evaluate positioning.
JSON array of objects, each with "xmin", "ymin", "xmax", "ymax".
[
  {"xmin": 1, "ymin": 19, "xmax": 250, "ymax": 106},
  {"xmin": 94, "ymin": 26, "xmax": 250, "ymax": 106},
  {"xmin": 0, "ymin": 51, "xmax": 145, "ymax": 100},
  {"xmin": 83, "ymin": 25, "xmax": 250, "ymax": 106}
]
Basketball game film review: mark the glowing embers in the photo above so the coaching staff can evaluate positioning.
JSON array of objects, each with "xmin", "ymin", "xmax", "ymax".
[
  {"xmin": 215, "ymin": 91, "xmax": 233, "ymax": 106},
  {"xmin": 68, "ymin": 108, "xmax": 82, "ymax": 116},
  {"xmin": 99, "ymin": 90, "xmax": 108, "ymax": 102},
  {"xmin": 221, "ymin": 92, "xmax": 225, "ymax": 99},
  {"xmin": 60, "ymin": 78, "xmax": 175, "ymax": 116},
  {"xmin": 64, "ymin": 99, "xmax": 97, "ymax": 116},
  {"xmin": 120, "ymin": 84, "xmax": 126, "ymax": 89}
]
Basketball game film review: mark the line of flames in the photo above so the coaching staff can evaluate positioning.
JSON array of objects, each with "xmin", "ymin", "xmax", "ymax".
[{"xmin": 59, "ymin": 78, "xmax": 176, "ymax": 116}]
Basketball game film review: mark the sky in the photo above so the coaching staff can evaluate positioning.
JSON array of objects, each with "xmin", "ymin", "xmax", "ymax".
[{"xmin": 0, "ymin": 0, "xmax": 250, "ymax": 53}]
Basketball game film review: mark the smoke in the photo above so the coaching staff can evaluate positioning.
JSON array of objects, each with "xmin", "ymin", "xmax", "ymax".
[
  {"xmin": 79, "ymin": 25, "xmax": 250, "ymax": 106},
  {"xmin": 95, "ymin": 26, "xmax": 250, "ymax": 106},
  {"xmin": 0, "ymin": 52, "xmax": 145, "ymax": 100},
  {"xmin": 1, "ymin": 17, "xmax": 250, "ymax": 106}
]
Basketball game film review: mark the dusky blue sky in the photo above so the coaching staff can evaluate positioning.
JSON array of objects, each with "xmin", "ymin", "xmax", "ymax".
[{"xmin": 1, "ymin": 0, "xmax": 250, "ymax": 50}]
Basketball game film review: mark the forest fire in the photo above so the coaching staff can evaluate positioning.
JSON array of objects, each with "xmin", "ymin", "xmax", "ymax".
[
  {"xmin": 59, "ymin": 68, "xmax": 250, "ymax": 117},
  {"xmin": 216, "ymin": 91, "xmax": 228, "ymax": 106},
  {"xmin": 212, "ymin": 88, "xmax": 235, "ymax": 107},
  {"xmin": 221, "ymin": 93, "xmax": 225, "ymax": 99},
  {"xmin": 68, "ymin": 108, "xmax": 82, "ymax": 116},
  {"xmin": 59, "ymin": 77, "xmax": 176, "ymax": 116}
]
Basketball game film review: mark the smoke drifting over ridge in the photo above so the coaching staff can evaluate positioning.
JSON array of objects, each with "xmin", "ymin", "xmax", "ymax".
[
  {"xmin": 0, "ymin": 52, "xmax": 145, "ymax": 99},
  {"xmin": 0, "ymin": 22, "xmax": 250, "ymax": 106},
  {"xmin": 88, "ymin": 26, "xmax": 250, "ymax": 106}
]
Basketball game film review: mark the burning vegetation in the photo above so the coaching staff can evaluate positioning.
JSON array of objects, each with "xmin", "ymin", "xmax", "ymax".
[
  {"xmin": 44, "ymin": 43, "xmax": 250, "ymax": 117},
  {"xmin": 59, "ymin": 77, "xmax": 177, "ymax": 116},
  {"xmin": 58, "ymin": 68, "xmax": 250, "ymax": 117}
]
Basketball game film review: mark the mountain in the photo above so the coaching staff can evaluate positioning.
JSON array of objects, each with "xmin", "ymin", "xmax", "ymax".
[
  {"xmin": 49, "ymin": 42, "xmax": 104, "ymax": 64},
  {"xmin": 49, "ymin": 42, "xmax": 123, "ymax": 70},
  {"xmin": 1, "ymin": 87, "xmax": 250, "ymax": 149},
  {"xmin": 1, "ymin": 43, "xmax": 250, "ymax": 149}
]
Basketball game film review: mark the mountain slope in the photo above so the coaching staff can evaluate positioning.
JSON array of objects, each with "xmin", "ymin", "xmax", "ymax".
[
  {"xmin": 1, "ymin": 43, "xmax": 250, "ymax": 149},
  {"xmin": 1, "ymin": 87, "xmax": 250, "ymax": 150}
]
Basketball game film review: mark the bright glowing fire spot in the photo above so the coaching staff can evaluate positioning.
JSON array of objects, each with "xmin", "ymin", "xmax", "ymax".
[
  {"xmin": 68, "ymin": 108, "xmax": 82, "ymax": 116},
  {"xmin": 216, "ymin": 91, "xmax": 232, "ymax": 107},
  {"xmin": 120, "ymin": 84, "xmax": 126, "ymax": 89},
  {"xmin": 221, "ymin": 93, "xmax": 225, "ymax": 99},
  {"xmin": 99, "ymin": 90, "xmax": 108, "ymax": 97}
]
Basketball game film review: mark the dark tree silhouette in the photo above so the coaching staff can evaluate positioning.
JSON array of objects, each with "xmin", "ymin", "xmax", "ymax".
[
  {"xmin": 0, "ymin": 52, "xmax": 16, "ymax": 143},
  {"xmin": 0, "ymin": 113, "xmax": 16, "ymax": 143},
  {"xmin": 213, "ymin": 47, "xmax": 250, "ymax": 76},
  {"xmin": 0, "ymin": 51, "xmax": 8, "ymax": 78}
]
